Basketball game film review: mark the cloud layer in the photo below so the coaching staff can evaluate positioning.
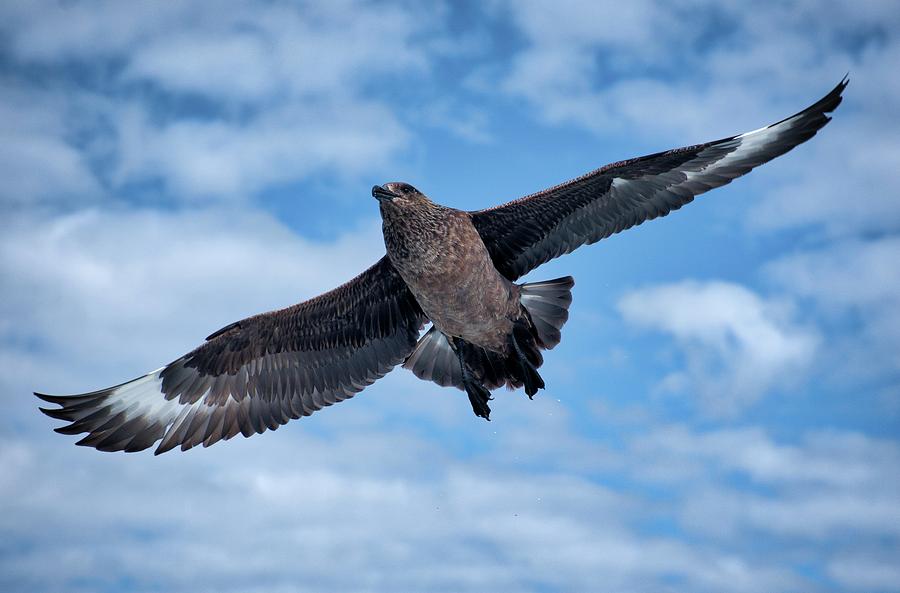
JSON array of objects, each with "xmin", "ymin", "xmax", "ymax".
[
  {"xmin": 618, "ymin": 281, "xmax": 818, "ymax": 414},
  {"xmin": 1, "ymin": 1, "xmax": 898, "ymax": 592},
  {"xmin": 0, "ymin": 0, "xmax": 440, "ymax": 203}
]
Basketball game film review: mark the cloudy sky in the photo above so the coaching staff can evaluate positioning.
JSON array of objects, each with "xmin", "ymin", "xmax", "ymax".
[{"xmin": 2, "ymin": 1, "xmax": 898, "ymax": 591}]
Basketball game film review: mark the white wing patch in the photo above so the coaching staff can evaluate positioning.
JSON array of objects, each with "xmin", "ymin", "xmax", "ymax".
[
  {"xmin": 36, "ymin": 367, "xmax": 251, "ymax": 454},
  {"xmin": 106, "ymin": 368, "xmax": 177, "ymax": 424},
  {"xmin": 610, "ymin": 105, "xmax": 815, "ymax": 210}
]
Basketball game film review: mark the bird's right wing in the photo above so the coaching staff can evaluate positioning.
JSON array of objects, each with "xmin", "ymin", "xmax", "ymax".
[
  {"xmin": 37, "ymin": 256, "xmax": 427, "ymax": 454},
  {"xmin": 472, "ymin": 78, "xmax": 847, "ymax": 281}
]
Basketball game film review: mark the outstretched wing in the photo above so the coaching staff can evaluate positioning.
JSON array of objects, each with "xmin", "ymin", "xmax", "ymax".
[
  {"xmin": 36, "ymin": 256, "xmax": 426, "ymax": 455},
  {"xmin": 472, "ymin": 78, "xmax": 847, "ymax": 281}
]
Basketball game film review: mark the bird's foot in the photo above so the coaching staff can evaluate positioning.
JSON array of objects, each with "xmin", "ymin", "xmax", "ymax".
[
  {"xmin": 463, "ymin": 378, "xmax": 492, "ymax": 421},
  {"xmin": 509, "ymin": 331, "xmax": 545, "ymax": 399},
  {"xmin": 453, "ymin": 336, "xmax": 493, "ymax": 421}
]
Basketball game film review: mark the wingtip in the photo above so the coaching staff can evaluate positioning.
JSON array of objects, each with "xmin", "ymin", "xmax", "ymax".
[
  {"xmin": 34, "ymin": 391, "xmax": 60, "ymax": 404},
  {"xmin": 153, "ymin": 439, "xmax": 177, "ymax": 456},
  {"xmin": 40, "ymin": 406, "xmax": 70, "ymax": 421},
  {"xmin": 766, "ymin": 76, "xmax": 848, "ymax": 131},
  {"xmin": 817, "ymin": 76, "xmax": 848, "ymax": 115},
  {"xmin": 836, "ymin": 73, "xmax": 850, "ymax": 95}
]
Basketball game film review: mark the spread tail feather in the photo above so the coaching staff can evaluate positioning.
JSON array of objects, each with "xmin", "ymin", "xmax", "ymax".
[
  {"xmin": 519, "ymin": 276, "xmax": 574, "ymax": 349},
  {"xmin": 403, "ymin": 275, "xmax": 574, "ymax": 394},
  {"xmin": 402, "ymin": 326, "xmax": 463, "ymax": 388}
]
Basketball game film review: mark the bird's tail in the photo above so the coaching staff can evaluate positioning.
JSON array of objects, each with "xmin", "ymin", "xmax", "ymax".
[
  {"xmin": 403, "ymin": 276, "xmax": 574, "ymax": 394},
  {"xmin": 519, "ymin": 276, "xmax": 574, "ymax": 350}
]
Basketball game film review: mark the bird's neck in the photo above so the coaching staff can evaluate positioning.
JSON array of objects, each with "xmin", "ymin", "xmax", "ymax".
[{"xmin": 381, "ymin": 202, "xmax": 453, "ymax": 270}]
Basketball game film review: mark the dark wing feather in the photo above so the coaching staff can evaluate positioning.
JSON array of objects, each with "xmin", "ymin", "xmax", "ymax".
[
  {"xmin": 36, "ymin": 256, "xmax": 426, "ymax": 454},
  {"xmin": 472, "ymin": 78, "xmax": 847, "ymax": 280}
]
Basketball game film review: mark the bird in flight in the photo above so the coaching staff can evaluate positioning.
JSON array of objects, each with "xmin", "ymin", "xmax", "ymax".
[{"xmin": 37, "ymin": 78, "xmax": 847, "ymax": 454}]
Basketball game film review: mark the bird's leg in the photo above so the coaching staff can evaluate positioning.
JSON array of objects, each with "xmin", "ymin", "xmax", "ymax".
[
  {"xmin": 509, "ymin": 328, "xmax": 545, "ymax": 399},
  {"xmin": 453, "ymin": 337, "xmax": 492, "ymax": 421}
]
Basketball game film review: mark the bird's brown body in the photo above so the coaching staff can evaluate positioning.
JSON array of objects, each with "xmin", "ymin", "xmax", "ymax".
[
  {"xmin": 380, "ymin": 193, "xmax": 520, "ymax": 353},
  {"xmin": 35, "ymin": 78, "xmax": 847, "ymax": 454},
  {"xmin": 375, "ymin": 183, "xmax": 556, "ymax": 417}
]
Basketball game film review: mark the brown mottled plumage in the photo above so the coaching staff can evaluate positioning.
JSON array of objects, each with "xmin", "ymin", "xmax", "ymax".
[
  {"xmin": 37, "ymin": 78, "xmax": 846, "ymax": 453},
  {"xmin": 380, "ymin": 186, "xmax": 520, "ymax": 352}
]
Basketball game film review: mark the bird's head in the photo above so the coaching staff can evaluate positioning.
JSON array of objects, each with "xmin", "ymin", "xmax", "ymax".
[{"xmin": 372, "ymin": 182, "xmax": 431, "ymax": 208}]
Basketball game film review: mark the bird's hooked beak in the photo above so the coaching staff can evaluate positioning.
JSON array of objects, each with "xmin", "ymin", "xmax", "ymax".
[{"xmin": 372, "ymin": 185, "xmax": 398, "ymax": 203}]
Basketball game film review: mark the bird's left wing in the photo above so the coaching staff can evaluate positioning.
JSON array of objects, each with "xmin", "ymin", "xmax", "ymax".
[
  {"xmin": 472, "ymin": 78, "xmax": 847, "ymax": 281},
  {"xmin": 36, "ymin": 256, "xmax": 426, "ymax": 454}
]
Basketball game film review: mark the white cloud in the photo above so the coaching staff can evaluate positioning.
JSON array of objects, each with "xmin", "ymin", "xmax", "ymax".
[
  {"xmin": 0, "ymin": 0, "xmax": 443, "ymax": 203},
  {"xmin": 120, "ymin": 1, "xmax": 430, "ymax": 102},
  {"xmin": 0, "ymin": 87, "xmax": 101, "ymax": 204},
  {"xmin": 497, "ymin": 0, "xmax": 893, "ymax": 138},
  {"xmin": 829, "ymin": 555, "xmax": 900, "ymax": 592},
  {"xmin": 767, "ymin": 237, "xmax": 900, "ymax": 311},
  {"xmin": 496, "ymin": 1, "xmax": 828, "ymax": 144},
  {"xmin": 0, "ymin": 207, "xmax": 385, "ymax": 386},
  {"xmin": 1, "ymin": 0, "xmax": 429, "ymax": 74},
  {"xmin": 501, "ymin": 0, "xmax": 662, "ymax": 49},
  {"xmin": 3, "ymin": 410, "xmax": 897, "ymax": 592},
  {"xmin": 620, "ymin": 424, "xmax": 900, "ymax": 562},
  {"xmin": 416, "ymin": 99, "xmax": 494, "ymax": 144},
  {"xmin": 765, "ymin": 237, "xmax": 900, "ymax": 391},
  {"xmin": 0, "ymin": 429, "xmax": 809, "ymax": 593},
  {"xmin": 125, "ymin": 31, "xmax": 279, "ymax": 101},
  {"xmin": 112, "ymin": 100, "xmax": 409, "ymax": 198},
  {"xmin": 633, "ymin": 425, "xmax": 900, "ymax": 490},
  {"xmin": 499, "ymin": 1, "xmax": 809, "ymax": 138},
  {"xmin": 618, "ymin": 281, "xmax": 819, "ymax": 414},
  {"xmin": 0, "ymin": 0, "xmax": 192, "ymax": 61}
]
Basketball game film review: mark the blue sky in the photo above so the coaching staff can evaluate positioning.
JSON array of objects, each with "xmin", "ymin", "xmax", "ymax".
[{"xmin": 1, "ymin": 1, "xmax": 898, "ymax": 591}]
